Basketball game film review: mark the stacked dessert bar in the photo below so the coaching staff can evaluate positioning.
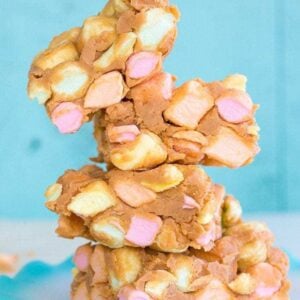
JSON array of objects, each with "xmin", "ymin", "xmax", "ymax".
[{"xmin": 27, "ymin": 0, "xmax": 290, "ymax": 299}]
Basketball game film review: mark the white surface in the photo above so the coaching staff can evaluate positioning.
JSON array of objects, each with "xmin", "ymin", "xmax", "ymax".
[{"xmin": 0, "ymin": 220, "xmax": 85, "ymax": 275}]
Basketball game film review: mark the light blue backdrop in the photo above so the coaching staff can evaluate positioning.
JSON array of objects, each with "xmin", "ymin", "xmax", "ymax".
[{"xmin": 1, "ymin": 0, "xmax": 299, "ymax": 219}]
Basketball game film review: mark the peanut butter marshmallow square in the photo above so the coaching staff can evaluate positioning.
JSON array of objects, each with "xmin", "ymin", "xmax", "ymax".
[
  {"xmin": 94, "ymin": 73, "xmax": 260, "ymax": 170},
  {"xmin": 45, "ymin": 164, "xmax": 240, "ymax": 252},
  {"xmin": 27, "ymin": 0, "xmax": 180, "ymax": 134},
  {"xmin": 71, "ymin": 220, "xmax": 290, "ymax": 300}
]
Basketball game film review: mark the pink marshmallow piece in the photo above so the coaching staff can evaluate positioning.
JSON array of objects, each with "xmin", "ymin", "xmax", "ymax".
[
  {"xmin": 161, "ymin": 73, "xmax": 174, "ymax": 100},
  {"xmin": 183, "ymin": 194, "xmax": 200, "ymax": 209},
  {"xmin": 118, "ymin": 287, "xmax": 151, "ymax": 300},
  {"xmin": 125, "ymin": 215, "xmax": 162, "ymax": 247},
  {"xmin": 51, "ymin": 102, "xmax": 83, "ymax": 134},
  {"xmin": 216, "ymin": 99, "xmax": 249, "ymax": 123},
  {"xmin": 107, "ymin": 125, "xmax": 141, "ymax": 144},
  {"xmin": 216, "ymin": 91, "xmax": 253, "ymax": 124},
  {"xmin": 196, "ymin": 231, "xmax": 214, "ymax": 247},
  {"xmin": 196, "ymin": 223, "xmax": 217, "ymax": 247},
  {"xmin": 74, "ymin": 245, "xmax": 93, "ymax": 272},
  {"xmin": 255, "ymin": 286, "xmax": 280, "ymax": 298},
  {"xmin": 126, "ymin": 51, "xmax": 160, "ymax": 79},
  {"xmin": 248, "ymin": 263, "xmax": 282, "ymax": 298}
]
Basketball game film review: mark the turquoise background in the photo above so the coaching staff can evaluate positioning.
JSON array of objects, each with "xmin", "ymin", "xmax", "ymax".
[{"xmin": 1, "ymin": 0, "xmax": 300, "ymax": 219}]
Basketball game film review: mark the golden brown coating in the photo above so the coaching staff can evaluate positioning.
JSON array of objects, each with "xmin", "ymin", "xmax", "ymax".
[
  {"xmin": 70, "ymin": 221, "xmax": 289, "ymax": 299},
  {"xmin": 45, "ymin": 164, "xmax": 239, "ymax": 252},
  {"xmin": 94, "ymin": 74, "xmax": 260, "ymax": 170},
  {"xmin": 27, "ymin": 0, "xmax": 180, "ymax": 134}
]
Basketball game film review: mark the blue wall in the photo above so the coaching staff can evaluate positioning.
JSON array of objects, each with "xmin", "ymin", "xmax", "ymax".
[{"xmin": 0, "ymin": 0, "xmax": 299, "ymax": 219}]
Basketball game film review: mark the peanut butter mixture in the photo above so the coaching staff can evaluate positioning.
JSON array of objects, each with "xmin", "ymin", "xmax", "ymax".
[
  {"xmin": 27, "ymin": 0, "xmax": 180, "ymax": 134},
  {"xmin": 46, "ymin": 164, "xmax": 235, "ymax": 252},
  {"xmin": 71, "ymin": 221, "xmax": 290, "ymax": 300},
  {"xmin": 27, "ymin": 0, "xmax": 259, "ymax": 170},
  {"xmin": 94, "ymin": 74, "xmax": 260, "ymax": 170},
  {"xmin": 27, "ymin": 1, "xmax": 290, "ymax": 299}
]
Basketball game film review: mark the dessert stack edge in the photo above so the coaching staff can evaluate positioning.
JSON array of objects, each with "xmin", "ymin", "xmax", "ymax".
[
  {"xmin": 70, "ymin": 223, "xmax": 290, "ymax": 300},
  {"xmin": 26, "ymin": 0, "xmax": 290, "ymax": 299}
]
